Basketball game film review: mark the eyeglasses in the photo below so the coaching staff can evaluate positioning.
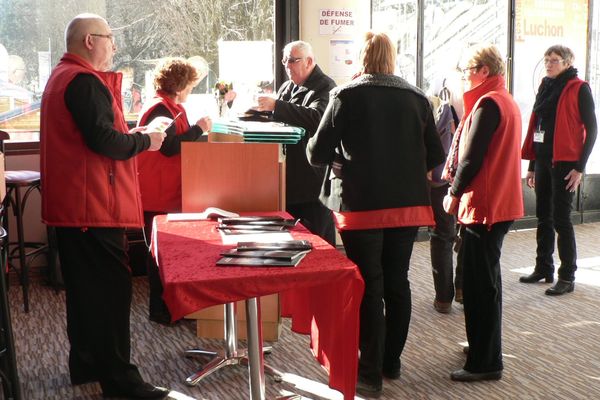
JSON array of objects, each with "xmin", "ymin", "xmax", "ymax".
[
  {"xmin": 281, "ymin": 56, "xmax": 304, "ymax": 65},
  {"xmin": 90, "ymin": 33, "xmax": 115, "ymax": 45},
  {"xmin": 544, "ymin": 58, "xmax": 564, "ymax": 65},
  {"xmin": 459, "ymin": 65, "xmax": 481, "ymax": 74}
]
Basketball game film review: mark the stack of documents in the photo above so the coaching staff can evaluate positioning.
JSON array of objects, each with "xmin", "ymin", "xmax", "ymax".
[
  {"xmin": 216, "ymin": 240, "xmax": 312, "ymax": 267},
  {"xmin": 241, "ymin": 121, "xmax": 305, "ymax": 144},
  {"xmin": 210, "ymin": 119, "xmax": 305, "ymax": 144}
]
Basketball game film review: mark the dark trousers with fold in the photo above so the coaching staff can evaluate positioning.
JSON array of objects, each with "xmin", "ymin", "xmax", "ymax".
[
  {"xmin": 462, "ymin": 221, "xmax": 512, "ymax": 373},
  {"xmin": 143, "ymin": 211, "xmax": 171, "ymax": 320},
  {"xmin": 287, "ymin": 201, "xmax": 336, "ymax": 246},
  {"xmin": 534, "ymin": 159, "xmax": 578, "ymax": 281},
  {"xmin": 429, "ymin": 184, "xmax": 458, "ymax": 302},
  {"xmin": 340, "ymin": 226, "xmax": 418, "ymax": 387},
  {"xmin": 56, "ymin": 227, "xmax": 144, "ymax": 393}
]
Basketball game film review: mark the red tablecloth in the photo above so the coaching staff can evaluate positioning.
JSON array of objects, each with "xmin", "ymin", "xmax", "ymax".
[{"xmin": 152, "ymin": 213, "xmax": 364, "ymax": 400}]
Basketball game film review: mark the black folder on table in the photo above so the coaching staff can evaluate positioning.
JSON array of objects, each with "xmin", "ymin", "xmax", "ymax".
[
  {"xmin": 216, "ymin": 250, "xmax": 309, "ymax": 267},
  {"xmin": 235, "ymin": 240, "xmax": 312, "ymax": 251}
]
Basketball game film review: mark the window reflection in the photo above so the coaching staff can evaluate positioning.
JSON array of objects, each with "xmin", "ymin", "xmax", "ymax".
[{"xmin": 0, "ymin": 1, "xmax": 275, "ymax": 141}]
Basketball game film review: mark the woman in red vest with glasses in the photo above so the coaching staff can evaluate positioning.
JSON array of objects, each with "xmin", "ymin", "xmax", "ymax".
[{"xmin": 137, "ymin": 58, "xmax": 212, "ymax": 324}]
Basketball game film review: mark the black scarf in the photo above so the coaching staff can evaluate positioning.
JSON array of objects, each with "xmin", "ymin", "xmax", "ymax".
[{"xmin": 533, "ymin": 66, "xmax": 578, "ymax": 119}]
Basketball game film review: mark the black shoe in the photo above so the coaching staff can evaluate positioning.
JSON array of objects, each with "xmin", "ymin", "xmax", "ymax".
[
  {"xmin": 149, "ymin": 310, "xmax": 174, "ymax": 325},
  {"xmin": 355, "ymin": 379, "xmax": 382, "ymax": 398},
  {"xmin": 545, "ymin": 279, "xmax": 574, "ymax": 296},
  {"xmin": 382, "ymin": 366, "xmax": 400, "ymax": 380},
  {"xmin": 103, "ymin": 382, "xmax": 170, "ymax": 399},
  {"xmin": 382, "ymin": 359, "xmax": 401, "ymax": 380},
  {"xmin": 450, "ymin": 368, "xmax": 502, "ymax": 382},
  {"xmin": 70, "ymin": 373, "xmax": 98, "ymax": 385},
  {"xmin": 519, "ymin": 271, "xmax": 553, "ymax": 283}
]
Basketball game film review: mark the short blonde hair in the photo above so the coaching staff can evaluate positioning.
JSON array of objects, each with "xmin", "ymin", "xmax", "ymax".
[
  {"xmin": 360, "ymin": 31, "xmax": 396, "ymax": 75},
  {"xmin": 467, "ymin": 44, "xmax": 505, "ymax": 77}
]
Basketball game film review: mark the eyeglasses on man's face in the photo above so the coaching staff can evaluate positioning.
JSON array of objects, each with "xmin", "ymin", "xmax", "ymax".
[
  {"xmin": 544, "ymin": 58, "xmax": 564, "ymax": 65},
  {"xmin": 90, "ymin": 33, "xmax": 115, "ymax": 45},
  {"xmin": 281, "ymin": 56, "xmax": 304, "ymax": 65}
]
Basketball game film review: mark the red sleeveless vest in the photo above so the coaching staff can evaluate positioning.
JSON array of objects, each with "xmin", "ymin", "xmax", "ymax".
[
  {"xmin": 40, "ymin": 53, "xmax": 144, "ymax": 228},
  {"xmin": 456, "ymin": 75, "xmax": 524, "ymax": 226},
  {"xmin": 136, "ymin": 92, "xmax": 191, "ymax": 212}
]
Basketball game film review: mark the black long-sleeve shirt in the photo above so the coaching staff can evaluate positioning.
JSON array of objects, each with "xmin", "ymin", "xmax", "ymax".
[
  {"xmin": 528, "ymin": 84, "xmax": 597, "ymax": 172},
  {"xmin": 64, "ymin": 73, "xmax": 150, "ymax": 160},
  {"xmin": 141, "ymin": 104, "xmax": 204, "ymax": 157},
  {"xmin": 450, "ymin": 99, "xmax": 500, "ymax": 197}
]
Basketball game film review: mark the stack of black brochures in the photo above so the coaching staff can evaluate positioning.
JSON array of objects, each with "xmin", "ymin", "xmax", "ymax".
[
  {"xmin": 216, "ymin": 216, "xmax": 299, "ymax": 234},
  {"xmin": 216, "ymin": 240, "xmax": 312, "ymax": 267}
]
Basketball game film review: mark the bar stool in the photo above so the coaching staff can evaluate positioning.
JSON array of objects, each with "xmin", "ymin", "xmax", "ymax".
[{"xmin": 3, "ymin": 170, "xmax": 47, "ymax": 313}]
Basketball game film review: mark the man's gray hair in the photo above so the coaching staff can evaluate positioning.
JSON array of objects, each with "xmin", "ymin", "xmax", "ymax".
[{"xmin": 284, "ymin": 41, "xmax": 315, "ymax": 61}]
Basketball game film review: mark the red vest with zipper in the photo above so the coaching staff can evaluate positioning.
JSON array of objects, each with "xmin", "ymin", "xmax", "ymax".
[
  {"xmin": 521, "ymin": 78, "xmax": 587, "ymax": 162},
  {"xmin": 40, "ymin": 53, "xmax": 144, "ymax": 228},
  {"xmin": 456, "ymin": 75, "xmax": 524, "ymax": 226},
  {"xmin": 136, "ymin": 93, "xmax": 190, "ymax": 212}
]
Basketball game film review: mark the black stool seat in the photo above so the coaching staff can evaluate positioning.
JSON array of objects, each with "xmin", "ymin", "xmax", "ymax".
[{"xmin": 3, "ymin": 170, "xmax": 45, "ymax": 312}]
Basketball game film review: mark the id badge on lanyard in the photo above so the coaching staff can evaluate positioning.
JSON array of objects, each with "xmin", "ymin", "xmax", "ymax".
[{"xmin": 533, "ymin": 119, "xmax": 545, "ymax": 143}]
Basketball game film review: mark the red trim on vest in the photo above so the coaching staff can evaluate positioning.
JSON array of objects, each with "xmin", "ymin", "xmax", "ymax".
[
  {"xmin": 333, "ymin": 206, "xmax": 434, "ymax": 231},
  {"xmin": 137, "ymin": 93, "xmax": 192, "ymax": 212}
]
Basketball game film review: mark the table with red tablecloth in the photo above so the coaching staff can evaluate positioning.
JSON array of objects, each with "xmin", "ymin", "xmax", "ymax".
[{"xmin": 151, "ymin": 213, "xmax": 364, "ymax": 400}]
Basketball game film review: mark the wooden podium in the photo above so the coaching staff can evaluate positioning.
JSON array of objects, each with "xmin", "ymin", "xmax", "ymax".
[
  {"xmin": 181, "ymin": 142, "xmax": 285, "ymax": 213},
  {"xmin": 180, "ymin": 141, "xmax": 285, "ymax": 340}
]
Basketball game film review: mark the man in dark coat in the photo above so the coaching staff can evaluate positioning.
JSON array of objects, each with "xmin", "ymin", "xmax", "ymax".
[{"xmin": 255, "ymin": 41, "xmax": 337, "ymax": 245}]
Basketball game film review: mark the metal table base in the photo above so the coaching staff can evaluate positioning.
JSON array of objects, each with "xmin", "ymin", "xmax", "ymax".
[{"xmin": 185, "ymin": 300, "xmax": 299, "ymax": 400}]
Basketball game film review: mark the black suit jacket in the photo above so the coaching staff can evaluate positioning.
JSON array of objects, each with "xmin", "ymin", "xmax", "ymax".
[{"xmin": 273, "ymin": 65, "xmax": 336, "ymax": 205}]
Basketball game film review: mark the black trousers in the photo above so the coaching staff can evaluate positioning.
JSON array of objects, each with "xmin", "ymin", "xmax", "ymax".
[
  {"xmin": 462, "ymin": 221, "xmax": 512, "ymax": 373},
  {"xmin": 287, "ymin": 201, "xmax": 336, "ymax": 246},
  {"xmin": 429, "ymin": 184, "xmax": 459, "ymax": 302},
  {"xmin": 56, "ymin": 227, "xmax": 144, "ymax": 393},
  {"xmin": 534, "ymin": 159, "xmax": 578, "ymax": 281},
  {"xmin": 340, "ymin": 226, "xmax": 418, "ymax": 387},
  {"xmin": 143, "ymin": 211, "xmax": 171, "ymax": 320}
]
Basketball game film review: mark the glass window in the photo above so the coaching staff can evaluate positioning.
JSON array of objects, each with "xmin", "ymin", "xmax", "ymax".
[
  {"xmin": 513, "ymin": 0, "xmax": 589, "ymax": 174},
  {"xmin": 372, "ymin": 0, "xmax": 508, "ymax": 101},
  {"xmin": 423, "ymin": 0, "xmax": 508, "ymax": 117},
  {"xmin": 587, "ymin": 0, "xmax": 600, "ymax": 174},
  {"xmin": 371, "ymin": 1, "xmax": 418, "ymax": 85},
  {"xmin": 0, "ymin": 1, "xmax": 274, "ymax": 142}
]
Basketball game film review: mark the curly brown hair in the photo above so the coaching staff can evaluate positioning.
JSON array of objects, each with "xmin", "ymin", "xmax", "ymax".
[{"xmin": 153, "ymin": 57, "xmax": 199, "ymax": 96}]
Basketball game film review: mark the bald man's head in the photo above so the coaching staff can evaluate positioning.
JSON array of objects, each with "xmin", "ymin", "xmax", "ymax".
[
  {"xmin": 64, "ymin": 13, "xmax": 115, "ymax": 71},
  {"xmin": 65, "ymin": 13, "xmax": 108, "ymax": 52}
]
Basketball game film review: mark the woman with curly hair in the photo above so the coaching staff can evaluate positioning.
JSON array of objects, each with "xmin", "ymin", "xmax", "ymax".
[{"xmin": 137, "ymin": 57, "xmax": 212, "ymax": 324}]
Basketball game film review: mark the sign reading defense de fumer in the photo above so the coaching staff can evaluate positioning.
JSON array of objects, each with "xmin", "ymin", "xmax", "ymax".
[{"xmin": 319, "ymin": 9, "xmax": 355, "ymax": 35}]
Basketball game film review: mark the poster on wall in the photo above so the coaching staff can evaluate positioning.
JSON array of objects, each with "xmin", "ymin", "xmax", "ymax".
[
  {"xmin": 513, "ymin": 0, "xmax": 589, "ymax": 171},
  {"xmin": 329, "ymin": 39, "xmax": 356, "ymax": 79}
]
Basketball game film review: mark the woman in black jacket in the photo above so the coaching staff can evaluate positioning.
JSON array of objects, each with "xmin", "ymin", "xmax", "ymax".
[{"xmin": 307, "ymin": 31, "xmax": 445, "ymax": 398}]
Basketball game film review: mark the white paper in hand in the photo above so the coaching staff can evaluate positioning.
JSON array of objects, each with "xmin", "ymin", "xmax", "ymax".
[{"xmin": 145, "ymin": 116, "xmax": 173, "ymax": 133}]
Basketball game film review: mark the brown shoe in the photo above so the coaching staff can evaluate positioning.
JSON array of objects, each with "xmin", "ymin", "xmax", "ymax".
[
  {"xmin": 455, "ymin": 289, "xmax": 463, "ymax": 304},
  {"xmin": 434, "ymin": 300, "xmax": 452, "ymax": 314}
]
